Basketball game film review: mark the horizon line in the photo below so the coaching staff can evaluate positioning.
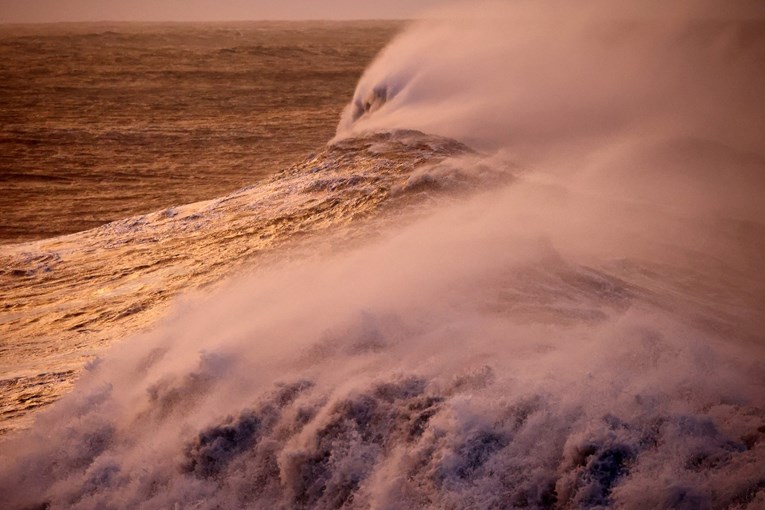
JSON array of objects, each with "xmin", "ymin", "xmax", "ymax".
[{"xmin": 0, "ymin": 18, "xmax": 413, "ymax": 26}]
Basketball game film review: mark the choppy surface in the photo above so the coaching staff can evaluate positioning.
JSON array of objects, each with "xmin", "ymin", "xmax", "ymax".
[
  {"xmin": 2, "ymin": 6, "xmax": 765, "ymax": 509},
  {"xmin": 0, "ymin": 21, "xmax": 400, "ymax": 244},
  {"xmin": 1, "ymin": 125, "xmax": 763, "ymax": 508},
  {"xmin": 0, "ymin": 130, "xmax": 487, "ymax": 434}
]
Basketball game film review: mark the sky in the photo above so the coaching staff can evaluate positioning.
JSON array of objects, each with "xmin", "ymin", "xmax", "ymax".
[{"xmin": 0, "ymin": 0, "xmax": 449, "ymax": 23}]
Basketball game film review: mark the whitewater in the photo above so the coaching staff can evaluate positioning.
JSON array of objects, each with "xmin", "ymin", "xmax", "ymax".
[{"xmin": 1, "ymin": 1, "xmax": 765, "ymax": 509}]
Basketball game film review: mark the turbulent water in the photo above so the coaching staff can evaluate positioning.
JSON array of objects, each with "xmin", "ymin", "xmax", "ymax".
[{"xmin": 2, "ymin": 2, "xmax": 765, "ymax": 509}]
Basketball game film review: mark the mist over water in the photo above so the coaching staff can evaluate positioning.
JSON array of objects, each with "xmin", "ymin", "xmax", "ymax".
[
  {"xmin": 339, "ymin": 1, "xmax": 765, "ymax": 216},
  {"xmin": 340, "ymin": 1, "xmax": 765, "ymax": 148},
  {"xmin": 2, "ymin": 1, "xmax": 765, "ymax": 509}
]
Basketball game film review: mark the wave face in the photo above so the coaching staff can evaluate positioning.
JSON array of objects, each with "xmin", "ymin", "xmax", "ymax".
[
  {"xmin": 0, "ymin": 130, "xmax": 485, "ymax": 435},
  {"xmin": 2, "ymin": 2, "xmax": 765, "ymax": 509}
]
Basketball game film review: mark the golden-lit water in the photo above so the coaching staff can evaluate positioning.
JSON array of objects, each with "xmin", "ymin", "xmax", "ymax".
[
  {"xmin": 0, "ymin": 21, "xmax": 401, "ymax": 244},
  {"xmin": 0, "ymin": 130, "xmax": 481, "ymax": 433},
  {"xmin": 0, "ymin": 21, "xmax": 404, "ymax": 433},
  {"xmin": 2, "ymin": 11, "xmax": 765, "ymax": 509}
]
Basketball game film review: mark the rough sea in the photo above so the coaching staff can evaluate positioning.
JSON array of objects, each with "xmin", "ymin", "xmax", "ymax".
[{"xmin": 1, "ymin": 3, "xmax": 764, "ymax": 509}]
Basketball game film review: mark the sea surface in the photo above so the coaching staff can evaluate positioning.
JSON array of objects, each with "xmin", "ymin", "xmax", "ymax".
[
  {"xmin": 1, "ymin": 8, "xmax": 765, "ymax": 510},
  {"xmin": 0, "ymin": 21, "xmax": 400, "ymax": 244},
  {"xmin": 0, "ymin": 19, "xmax": 401, "ymax": 431}
]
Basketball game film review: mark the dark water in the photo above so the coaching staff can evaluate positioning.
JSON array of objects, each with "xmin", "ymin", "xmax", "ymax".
[{"xmin": 0, "ymin": 21, "xmax": 401, "ymax": 244}]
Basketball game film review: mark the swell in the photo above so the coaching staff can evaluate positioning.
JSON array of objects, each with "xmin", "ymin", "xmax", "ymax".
[
  {"xmin": 0, "ymin": 130, "xmax": 505, "ymax": 435},
  {"xmin": 0, "ymin": 128, "xmax": 763, "ymax": 507},
  {"xmin": 1, "ymin": 3, "xmax": 765, "ymax": 509},
  {"xmin": 0, "ymin": 21, "xmax": 401, "ymax": 245}
]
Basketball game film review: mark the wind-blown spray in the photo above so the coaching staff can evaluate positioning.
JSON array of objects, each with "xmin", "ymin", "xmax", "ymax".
[{"xmin": 1, "ymin": 1, "xmax": 764, "ymax": 509}]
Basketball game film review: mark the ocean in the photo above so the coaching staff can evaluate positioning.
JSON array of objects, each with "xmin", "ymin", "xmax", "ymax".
[
  {"xmin": 1, "ymin": 4, "xmax": 765, "ymax": 509},
  {"xmin": 0, "ymin": 21, "xmax": 400, "ymax": 244}
]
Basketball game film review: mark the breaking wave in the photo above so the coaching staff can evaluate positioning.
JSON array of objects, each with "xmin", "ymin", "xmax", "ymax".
[{"xmin": 2, "ymin": 1, "xmax": 765, "ymax": 509}]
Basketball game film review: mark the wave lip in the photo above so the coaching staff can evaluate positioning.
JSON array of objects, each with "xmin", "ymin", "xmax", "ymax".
[{"xmin": 349, "ymin": 84, "xmax": 398, "ymax": 123}]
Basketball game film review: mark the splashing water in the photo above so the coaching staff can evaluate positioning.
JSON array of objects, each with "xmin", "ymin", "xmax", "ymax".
[{"xmin": 2, "ymin": 1, "xmax": 765, "ymax": 509}]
